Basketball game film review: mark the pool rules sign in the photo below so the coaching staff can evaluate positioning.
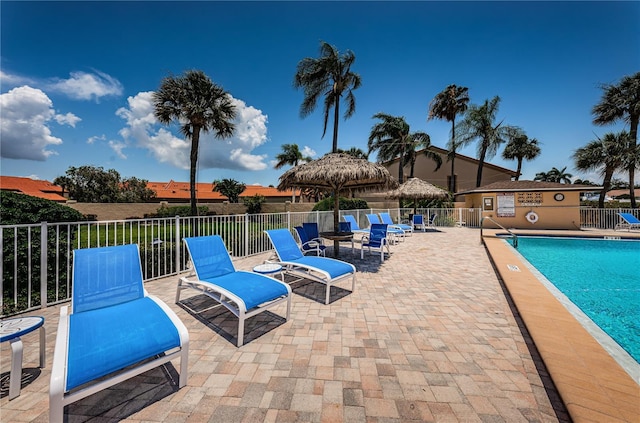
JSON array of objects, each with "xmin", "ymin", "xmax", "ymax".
[{"xmin": 497, "ymin": 193, "xmax": 515, "ymax": 217}]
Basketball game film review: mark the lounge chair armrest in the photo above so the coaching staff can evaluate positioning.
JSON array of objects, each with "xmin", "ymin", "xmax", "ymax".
[{"xmin": 50, "ymin": 305, "xmax": 70, "ymax": 413}]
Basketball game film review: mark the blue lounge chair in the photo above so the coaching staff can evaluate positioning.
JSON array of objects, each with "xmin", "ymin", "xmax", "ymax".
[
  {"xmin": 342, "ymin": 215, "xmax": 370, "ymax": 238},
  {"xmin": 264, "ymin": 229, "xmax": 356, "ymax": 305},
  {"xmin": 50, "ymin": 244, "xmax": 189, "ymax": 423},
  {"xmin": 178, "ymin": 235, "xmax": 291, "ymax": 347},
  {"xmin": 366, "ymin": 213, "xmax": 405, "ymax": 242},
  {"xmin": 294, "ymin": 226, "xmax": 326, "ymax": 256},
  {"xmin": 615, "ymin": 212, "xmax": 640, "ymax": 231},
  {"xmin": 379, "ymin": 212, "xmax": 413, "ymax": 236},
  {"xmin": 412, "ymin": 214, "xmax": 426, "ymax": 232},
  {"xmin": 361, "ymin": 224, "xmax": 390, "ymax": 262}
]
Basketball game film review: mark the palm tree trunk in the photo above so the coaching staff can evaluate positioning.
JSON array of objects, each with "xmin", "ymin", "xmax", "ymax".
[
  {"xmin": 190, "ymin": 128, "xmax": 201, "ymax": 216},
  {"xmin": 600, "ymin": 169, "xmax": 614, "ymax": 209},
  {"xmin": 629, "ymin": 117, "xmax": 638, "ymax": 208},
  {"xmin": 449, "ymin": 120, "xmax": 456, "ymax": 192},
  {"xmin": 332, "ymin": 96, "xmax": 340, "ymax": 153},
  {"xmin": 516, "ymin": 158, "xmax": 523, "ymax": 181},
  {"xmin": 476, "ymin": 147, "xmax": 487, "ymax": 187}
]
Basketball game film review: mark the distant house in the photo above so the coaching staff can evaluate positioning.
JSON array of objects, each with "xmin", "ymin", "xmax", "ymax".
[
  {"xmin": 147, "ymin": 180, "xmax": 298, "ymax": 203},
  {"xmin": 382, "ymin": 146, "xmax": 518, "ymax": 194},
  {"xmin": 0, "ymin": 176, "xmax": 66, "ymax": 202}
]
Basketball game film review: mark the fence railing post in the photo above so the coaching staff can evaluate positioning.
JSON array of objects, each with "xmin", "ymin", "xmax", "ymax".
[
  {"xmin": 40, "ymin": 221, "xmax": 48, "ymax": 308},
  {"xmin": 175, "ymin": 216, "xmax": 181, "ymax": 273},
  {"xmin": 287, "ymin": 211, "xmax": 291, "ymax": 230},
  {"xmin": 244, "ymin": 214, "xmax": 249, "ymax": 258}
]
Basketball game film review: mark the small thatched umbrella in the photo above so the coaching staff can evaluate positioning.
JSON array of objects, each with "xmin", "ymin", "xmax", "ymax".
[
  {"xmin": 278, "ymin": 153, "xmax": 398, "ymax": 250},
  {"xmin": 388, "ymin": 177, "xmax": 449, "ymax": 214}
]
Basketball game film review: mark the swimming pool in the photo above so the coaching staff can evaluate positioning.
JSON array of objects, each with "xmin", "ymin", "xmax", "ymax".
[{"xmin": 507, "ymin": 236, "xmax": 640, "ymax": 365}]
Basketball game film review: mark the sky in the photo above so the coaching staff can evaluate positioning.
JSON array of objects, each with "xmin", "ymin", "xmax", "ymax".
[{"xmin": 1, "ymin": 1, "xmax": 638, "ymax": 188}]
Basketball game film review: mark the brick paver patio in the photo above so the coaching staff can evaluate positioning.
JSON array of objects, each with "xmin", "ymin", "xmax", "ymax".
[{"xmin": 1, "ymin": 228, "xmax": 570, "ymax": 422}]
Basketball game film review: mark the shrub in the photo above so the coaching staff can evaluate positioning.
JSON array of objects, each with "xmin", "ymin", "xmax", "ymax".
[
  {"xmin": 1, "ymin": 193, "xmax": 84, "ymax": 315},
  {"xmin": 243, "ymin": 194, "xmax": 266, "ymax": 214},
  {"xmin": 312, "ymin": 196, "xmax": 368, "ymax": 211},
  {"xmin": 152, "ymin": 204, "xmax": 210, "ymax": 217}
]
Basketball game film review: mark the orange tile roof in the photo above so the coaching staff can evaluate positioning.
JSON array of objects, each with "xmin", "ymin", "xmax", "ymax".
[
  {"xmin": 0, "ymin": 176, "xmax": 67, "ymax": 202},
  {"xmin": 147, "ymin": 180, "xmax": 295, "ymax": 201}
]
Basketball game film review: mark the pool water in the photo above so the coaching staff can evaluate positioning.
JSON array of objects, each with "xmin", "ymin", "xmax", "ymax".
[{"xmin": 510, "ymin": 236, "xmax": 640, "ymax": 364}]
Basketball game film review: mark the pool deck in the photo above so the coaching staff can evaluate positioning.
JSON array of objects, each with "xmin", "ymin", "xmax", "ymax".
[{"xmin": 1, "ymin": 227, "xmax": 638, "ymax": 422}]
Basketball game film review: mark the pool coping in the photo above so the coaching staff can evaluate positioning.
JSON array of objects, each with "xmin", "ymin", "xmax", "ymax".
[{"xmin": 482, "ymin": 233, "xmax": 639, "ymax": 423}]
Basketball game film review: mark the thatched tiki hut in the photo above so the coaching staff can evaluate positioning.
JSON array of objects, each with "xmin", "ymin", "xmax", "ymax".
[
  {"xmin": 388, "ymin": 177, "xmax": 449, "ymax": 214},
  {"xmin": 278, "ymin": 153, "xmax": 397, "ymax": 245}
]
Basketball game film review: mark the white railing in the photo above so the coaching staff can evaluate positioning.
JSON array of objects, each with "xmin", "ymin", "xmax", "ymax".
[{"xmin": 2, "ymin": 207, "xmax": 633, "ymax": 316}]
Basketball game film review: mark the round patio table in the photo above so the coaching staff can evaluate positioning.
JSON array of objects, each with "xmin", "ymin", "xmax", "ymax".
[
  {"xmin": 0, "ymin": 316, "xmax": 45, "ymax": 400},
  {"xmin": 253, "ymin": 263, "xmax": 284, "ymax": 281},
  {"xmin": 320, "ymin": 232, "xmax": 354, "ymax": 258}
]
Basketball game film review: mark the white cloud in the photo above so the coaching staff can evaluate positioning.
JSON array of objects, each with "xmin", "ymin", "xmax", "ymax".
[
  {"xmin": 301, "ymin": 146, "xmax": 317, "ymax": 158},
  {"xmin": 0, "ymin": 86, "xmax": 64, "ymax": 160},
  {"xmin": 87, "ymin": 134, "xmax": 106, "ymax": 144},
  {"xmin": 0, "ymin": 70, "xmax": 34, "ymax": 86},
  {"xmin": 116, "ymin": 91, "xmax": 270, "ymax": 171},
  {"xmin": 47, "ymin": 70, "xmax": 123, "ymax": 101},
  {"xmin": 108, "ymin": 140, "xmax": 128, "ymax": 159},
  {"xmin": 54, "ymin": 112, "xmax": 81, "ymax": 127}
]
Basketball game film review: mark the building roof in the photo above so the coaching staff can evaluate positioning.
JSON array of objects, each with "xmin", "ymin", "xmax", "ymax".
[
  {"xmin": 384, "ymin": 145, "xmax": 519, "ymax": 177},
  {"xmin": 148, "ymin": 180, "xmax": 295, "ymax": 201},
  {"xmin": 458, "ymin": 180, "xmax": 603, "ymax": 194},
  {"xmin": 0, "ymin": 176, "xmax": 67, "ymax": 202}
]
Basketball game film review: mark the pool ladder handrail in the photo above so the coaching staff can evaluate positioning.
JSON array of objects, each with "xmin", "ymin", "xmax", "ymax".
[{"xmin": 480, "ymin": 216, "xmax": 518, "ymax": 248}]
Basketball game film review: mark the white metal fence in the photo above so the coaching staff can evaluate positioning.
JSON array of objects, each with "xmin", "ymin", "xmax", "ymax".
[{"xmin": 1, "ymin": 207, "xmax": 634, "ymax": 316}]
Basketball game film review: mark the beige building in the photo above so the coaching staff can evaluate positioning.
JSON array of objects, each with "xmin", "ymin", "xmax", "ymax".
[
  {"xmin": 383, "ymin": 146, "xmax": 518, "ymax": 194},
  {"xmin": 459, "ymin": 181, "xmax": 601, "ymax": 230}
]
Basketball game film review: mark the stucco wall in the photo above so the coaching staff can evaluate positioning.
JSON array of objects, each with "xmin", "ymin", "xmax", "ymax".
[
  {"xmin": 386, "ymin": 151, "xmax": 514, "ymax": 193},
  {"xmin": 464, "ymin": 190, "xmax": 582, "ymax": 230}
]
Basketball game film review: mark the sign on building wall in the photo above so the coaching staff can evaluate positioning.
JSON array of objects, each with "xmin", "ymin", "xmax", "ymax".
[{"xmin": 496, "ymin": 193, "xmax": 515, "ymax": 217}]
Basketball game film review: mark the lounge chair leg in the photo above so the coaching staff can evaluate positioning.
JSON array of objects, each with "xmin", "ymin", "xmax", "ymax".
[{"xmin": 175, "ymin": 278, "xmax": 183, "ymax": 303}]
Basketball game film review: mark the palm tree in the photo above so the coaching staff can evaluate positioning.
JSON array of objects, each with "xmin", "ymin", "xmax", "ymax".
[
  {"xmin": 368, "ymin": 114, "xmax": 441, "ymax": 184},
  {"xmin": 294, "ymin": 41, "xmax": 362, "ymax": 153},
  {"xmin": 153, "ymin": 70, "xmax": 236, "ymax": 216},
  {"xmin": 534, "ymin": 167, "xmax": 573, "ymax": 183},
  {"xmin": 428, "ymin": 84, "xmax": 470, "ymax": 192},
  {"xmin": 574, "ymin": 132, "xmax": 630, "ymax": 207},
  {"xmin": 274, "ymin": 143, "xmax": 312, "ymax": 203},
  {"xmin": 592, "ymin": 72, "xmax": 640, "ymax": 208},
  {"xmin": 274, "ymin": 144, "xmax": 312, "ymax": 169},
  {"xmin": 405, "ymin": 134, "xmax": 442, "ymax": 179},
  {"xmin": 213, "ymin": 178, "xmax": 246, "ymax": 203},
  {"xmin": 456, "ymin": 96, "xmax": 514, "ymax": 187},
  {"xmin": 501, "ymin": 129, "xmax": 541, "ymax": 180},
  {"xmin": 336, "ymin": 147, "xmax": 368, "ymax": 159}
]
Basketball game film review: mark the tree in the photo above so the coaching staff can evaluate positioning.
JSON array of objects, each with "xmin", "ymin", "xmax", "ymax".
[
  {"xmin": 213, "ymin": 178, "xmax": 246, "ymax": 203},
  {"xmin": 592, "ymin": 72, "xmax": 640, "ymax": 208},
  {"xmin": 428, "ymin": 84, "xmax": 470, "ymax": 192},
  {"xmin": 336, "ymin": 147, "xmax": 368, "ymax": 159},
  {"xmin": 54, "ymin": 166, "xmax": 155, "ymax": 203},
  {"xmin": 368, "ymin": 113, "xmax": 441, "ymax": 185},
  {"xmin": 274, "ymin": 144, "xmax": 312, "ymax": 169},
  {"xmin": 534, "ymin": 166, "xmax": 573, "ymax": 183},
  {"xmin": 456, "ymin": 96, "xmax": 514, "ymax": 187},
  {"xmin": 501, "ymin": 129, "xmax": 541, "ymax": 181},
  {"xmin": 573, "ymin": 132, "xmax": 630, "ymax": 207},
  {"xmin": 119, "ymin": 176, "xmax": 157, "ymax": 202},
  {"xmin": 294, "ymin": 41, "xmax": 361, "ymax": 153},
  {"xmin": 153, "ymin": 70, "xmax": 236, "ymax": 216},
  {"xmin": 274, "ymin": 143, "xmax": 312, "ymax": 203},
  {"xmin": 53, "ymin": 166, "xmax": 121, "ymax": 202},
  {"xmin": 405, "ymin": 134, "xmax": 442, "ymax": 179}
]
